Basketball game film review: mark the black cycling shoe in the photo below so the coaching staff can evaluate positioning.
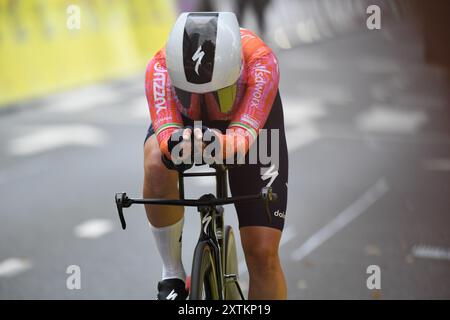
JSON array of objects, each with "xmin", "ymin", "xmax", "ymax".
[{"xmin": 157, "ymin": 278, "xmax": 189, "ymax": 300}]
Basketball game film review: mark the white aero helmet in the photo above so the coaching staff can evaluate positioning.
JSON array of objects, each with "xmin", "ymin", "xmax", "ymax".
[{"xmin": 166, "ymin": 12, "xmax": 242, "ymax": 94}]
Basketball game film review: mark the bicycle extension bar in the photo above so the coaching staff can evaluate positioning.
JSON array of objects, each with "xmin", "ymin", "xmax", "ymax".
[{"xmin": 115, "ymin": 187, "xmax": 277, "ymax": 230}]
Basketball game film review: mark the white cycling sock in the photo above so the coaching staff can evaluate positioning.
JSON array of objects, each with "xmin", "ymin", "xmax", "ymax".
[{"xmin": 150, "ymin": 217, "xmax": 186, "ymax": 281}]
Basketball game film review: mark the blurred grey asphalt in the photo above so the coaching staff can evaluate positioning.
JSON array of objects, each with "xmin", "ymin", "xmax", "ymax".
[{"xmin": 1, "ymin": 20, "xmax": 450, "ymax": 299}]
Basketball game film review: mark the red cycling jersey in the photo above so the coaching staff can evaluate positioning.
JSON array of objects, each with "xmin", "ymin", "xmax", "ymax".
[{"xmin": 145, "ymin": 28, "xmax": 280, "ymax": 158}]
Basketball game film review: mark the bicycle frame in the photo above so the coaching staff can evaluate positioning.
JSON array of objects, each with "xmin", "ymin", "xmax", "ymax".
[
  {"xmin": 181, "ymin": 165, "xmax": 229, "ymax": 299},
  {"xmin": 115, "ymin": 163, "xmax": 276, "ymax": 300}
]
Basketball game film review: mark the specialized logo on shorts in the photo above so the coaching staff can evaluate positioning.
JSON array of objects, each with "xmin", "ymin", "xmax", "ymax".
[
  {"xmin": 261, "ymin": 164, "xmax": 279, "ymax": 187},
  {"xmin": 153, "ymin": 62, "xmax": 166, "ymax": 115},
  {"xmin": 273, "ymin": 210, "xmax": 285, "ymax": 219},
  {"xmin": 166, "ymin": 289, "xmax": 178, "ymax": 300},
  {"xmin": 251, "ymin": 63, "xmax": 271, "ymax": 109},
  {"xmin": 192, "ymin": 46, "xmax": 205, "ymax": 76}
]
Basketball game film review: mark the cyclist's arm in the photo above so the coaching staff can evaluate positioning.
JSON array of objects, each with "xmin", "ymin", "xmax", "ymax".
[
  {"xmin": 145, "ymin": 54, "xmax": 183, "ymax": 159},
  {"xmin": 224, "ymin": 35, "xmax": 280, "ymax": 158}
]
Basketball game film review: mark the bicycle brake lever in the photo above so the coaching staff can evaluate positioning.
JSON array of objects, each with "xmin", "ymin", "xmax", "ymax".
[{"xmin": 115, "ymin": 192, "xmax": 130, "ymax": 230}]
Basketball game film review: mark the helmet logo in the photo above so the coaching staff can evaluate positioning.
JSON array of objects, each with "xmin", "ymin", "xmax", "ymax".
[{"xmin": 192, "ymin": 45, "xmax": 205, "ymax": 76}]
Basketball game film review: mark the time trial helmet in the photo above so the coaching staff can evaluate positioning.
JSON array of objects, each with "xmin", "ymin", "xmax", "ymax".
[{"xmin": 166, "ymin": 12, "xmax": 242, "ymax": 97}]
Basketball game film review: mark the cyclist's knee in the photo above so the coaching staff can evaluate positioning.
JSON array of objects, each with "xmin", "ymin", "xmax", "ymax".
[
  {"xmin": 244, "ymin": 244, "xmax": 280, "ymax": 274},
  {"xmin": 144, "ymin": 136, "xmax": 176, "ymax": 196}
]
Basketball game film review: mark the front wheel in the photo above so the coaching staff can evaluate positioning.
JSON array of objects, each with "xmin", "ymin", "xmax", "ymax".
[
  {"xmin": 190, "ymin": 241, "xmax": 220, "ymax": 300},
  {"xmin": 224, "ymin": 226, "xmax": 243, "ymax": 300}
]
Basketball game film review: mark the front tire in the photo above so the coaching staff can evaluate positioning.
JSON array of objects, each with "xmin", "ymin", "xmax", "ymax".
[
  {"xmin": 190, "ymin": 242, "xmax": 220, "ymax": 300},
  {"xmin": 224, "ymin": 226, "xmax": 242, "ymax": 300}
]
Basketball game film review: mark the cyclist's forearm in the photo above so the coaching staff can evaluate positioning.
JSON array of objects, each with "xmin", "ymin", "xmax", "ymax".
[{"xmin": 225, "ymin": 52, "xmax": 280, "ymax": 157}]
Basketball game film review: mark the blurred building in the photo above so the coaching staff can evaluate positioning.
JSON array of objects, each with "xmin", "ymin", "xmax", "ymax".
[
  {"xmin": 1, "ymin": 0, "xmax": 448, "ymax": 109},
  {"xmin": 412, "ymin": 0, "xmax": 450, "ymax": 75}
]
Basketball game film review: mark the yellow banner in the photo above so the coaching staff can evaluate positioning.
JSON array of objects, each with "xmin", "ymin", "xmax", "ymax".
[{"xmin": 0, "ymin": 0, "xmax": 175, "ymax": 106}]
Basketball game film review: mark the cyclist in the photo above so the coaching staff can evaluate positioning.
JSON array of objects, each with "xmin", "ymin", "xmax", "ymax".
[{"xmin": 144, "ymin": 12, "xmax": 289, "ymax": 300}]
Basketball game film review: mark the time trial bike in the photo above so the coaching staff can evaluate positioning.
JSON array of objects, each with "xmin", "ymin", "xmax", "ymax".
[{"xmin": 115, "ymin": 159, "xmax": 277, "ymax": 300}]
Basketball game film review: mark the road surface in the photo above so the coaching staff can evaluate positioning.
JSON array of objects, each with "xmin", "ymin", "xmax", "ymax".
[{"xmin": 1, "ymin": 22, "xmax": 449, "ymax": 299}]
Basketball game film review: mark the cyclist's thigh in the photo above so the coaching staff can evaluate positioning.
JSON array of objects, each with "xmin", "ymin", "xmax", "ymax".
[
  {"xmin": 144, "ymin": 135, "xmax": 174, "ymax": 174},
  {"xmin": 228, "ymin": 91, "xmax": 289, "ymax": 231},
  {"xmin": 143, "ymin": 131, "xmax": 180, "ymax": 190}
]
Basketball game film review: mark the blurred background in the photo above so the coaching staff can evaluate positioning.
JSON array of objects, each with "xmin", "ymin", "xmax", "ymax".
[{"xmin": 0, "ymin": 0, "xmax": 449, "ymax": 299}]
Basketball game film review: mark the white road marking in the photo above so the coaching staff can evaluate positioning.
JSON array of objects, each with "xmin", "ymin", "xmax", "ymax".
[
  {"xmin": 74, "ymin": 219, "xmax": 114, "ymax": 239},
  {"xmin": 283, "ymin": 99, "xmax": 326, "ymax": 127},
  {"xmin": 283, "ymin": 99, "xmax": 326, "ymax": 152},
  {"xmin": 273, "ymin": 27, "xmax": 291, "ymax": 49},
  {"xmin": 45, "ymin": 86, "xmax": 119, "ymax": 113},
  {"xmin": 291, "ymin": 178, "xmax": 389, "ymax": 261},
  {"xmin": 423, "ymin": 158, "xmax": 450, "ymax": 171},
  {"xmin": 411, "ymin": 245, "xmax": 450, "ymax": 261},
  {"xmin": 356, "ymin": 106, "xmax": 427, "ymax": 134},
  {"xmin": 296, "ymin": 20, "xmax": 322, "ymax": 43},
  {"xmin": 8, "ymin": 125, "xmax": 107, "ymax": 156},
  {"xmin": 0, "ymin": 258, "xmax": 32, "ymax": 277},
  {"xmin": 286, "ymin": 124, "xmax": 321, "ymax": 151}
]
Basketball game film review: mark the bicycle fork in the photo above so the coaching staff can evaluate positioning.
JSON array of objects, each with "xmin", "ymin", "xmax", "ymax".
[
  {"xmin": 198, "ymin": 199, "xmax": 225, "ymax": 300},
  {"xmin": 198, "ymin": 202, "xmax": 245, "ymax": 300}
]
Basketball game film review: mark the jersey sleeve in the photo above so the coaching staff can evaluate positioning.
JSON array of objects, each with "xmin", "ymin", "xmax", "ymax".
[
  {"xmin": 227, "ymin": 30, "xmax": 280, "ymax": 154},
  {"xmin": 145, "ymin": 52, "xmax": 183, "ymax": 157}
]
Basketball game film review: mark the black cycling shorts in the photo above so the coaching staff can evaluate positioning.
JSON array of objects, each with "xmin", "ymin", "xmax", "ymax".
[{"xmin": 145, "ymin": 91, "xmax": 289, "ymax": 231}]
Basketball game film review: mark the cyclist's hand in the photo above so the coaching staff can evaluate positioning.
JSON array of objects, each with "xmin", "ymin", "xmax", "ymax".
[
  {"xmin": 200, "ymin": 127, "xmax": 223, "ymax": 164},
  {"xmin": 166, "ymin": 126, "xmax": 209, "ymax": 165},
  {"xmin": 221, "ymin": 129, "xmax": 251, "ymax": 163},
  {"xmin": 193, "ymin": 127, "xmax": 203, "ymax": 141},
  {"xmin": 167, "ymin": 127, "xmax": 193, "ymax": 164},
  {"xmin": 191, "ymin": 126, "xmax": 248, "ymax": 164},
  {"xmin": 192, "ymin": 126, "xmax": 224, "ymax": 164},
  {"xmin": 192, "ymin": 127, "xmax": 205, "ymax": 158},
  {"xmin": 166, "ymin": 126, "xmax": 250, "ymax": 165}
]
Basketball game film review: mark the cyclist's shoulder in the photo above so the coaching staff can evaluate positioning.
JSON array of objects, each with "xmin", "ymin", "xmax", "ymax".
[
  {"xmin": 240, "ymin": 28, "xmax": 276, "ymax": 61},
  {"xmin": 240, "ymin": 28, "xmax": 258, "ymax": 39},
  {"xmin": 145, "ymin": 47, "xmax": 168, "ymax": 77},
  {"xmin": 152, "ymin": 46, "xmax": 167, "ymax": 61}
]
